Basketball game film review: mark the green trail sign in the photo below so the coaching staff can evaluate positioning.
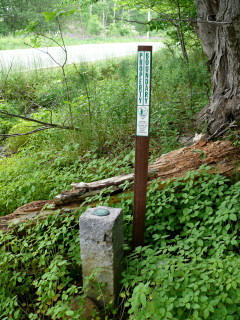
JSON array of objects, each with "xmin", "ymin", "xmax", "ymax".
[
  {"xmin": 136, "ymin": 50, "xmax": 151, "ymax": 137},
  {"xmin": 132, "ymin": 46, "xmax": 152, "ymax": 249}
]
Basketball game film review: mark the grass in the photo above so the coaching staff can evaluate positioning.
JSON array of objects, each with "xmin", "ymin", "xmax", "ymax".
[{"xmin": 0, "ymin": 34, "xmax": 162, "ymax": 50}]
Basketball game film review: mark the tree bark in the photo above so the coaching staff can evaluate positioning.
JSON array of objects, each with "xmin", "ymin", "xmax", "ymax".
[{"xmin": 194, "ymin": 0, "xmax": 240, "ymax": 134}]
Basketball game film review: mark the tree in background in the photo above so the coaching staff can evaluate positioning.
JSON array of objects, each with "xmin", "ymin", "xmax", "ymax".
[
  {"xmin": 116, "ymin": 0, "xmax": 196, "ymax": 61},
  {"xmin": 66, "ymin": 0, "xmax": 144, "ymax": 36},
  {"xmin": 0, "ymin": 0, "xmax": 147, "ymax": 37},
  {"xmin": 118, "ymin": 0, "xmax": 240, "ymax": 135},
  {"xmin": 0, "ymin": 0, "xmax": 60, "ymax": 33}
]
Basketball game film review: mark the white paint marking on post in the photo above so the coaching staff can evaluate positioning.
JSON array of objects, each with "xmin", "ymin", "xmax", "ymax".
[{"xmin": 136, "ymin": 51, "xmax": 151, "ymax": 137}]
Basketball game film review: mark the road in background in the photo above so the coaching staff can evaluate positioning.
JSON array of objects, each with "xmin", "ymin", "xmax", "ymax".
[{"xmin": 0, "ymin": 42, "xmax": 164, "ymax": 72}]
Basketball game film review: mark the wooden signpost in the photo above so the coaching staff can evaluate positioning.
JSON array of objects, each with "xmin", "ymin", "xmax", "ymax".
[{"xmin": 132, "ymin": 46, "xmax": 152, "ymax": 249}]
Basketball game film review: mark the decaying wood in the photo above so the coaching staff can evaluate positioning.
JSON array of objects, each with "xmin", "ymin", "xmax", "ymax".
[
  {"xmin": 0, "ymin": 140, "xmax": 239, "ymax": 232},
  {"xmin": 55, "ymin": 169, "xmax": 158, "ymax": 204}
]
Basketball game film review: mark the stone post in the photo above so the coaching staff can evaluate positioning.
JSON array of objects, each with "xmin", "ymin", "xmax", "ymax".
[{"xmin": 80, "ymin": 206, "xmax": 123, "ymax": 308}]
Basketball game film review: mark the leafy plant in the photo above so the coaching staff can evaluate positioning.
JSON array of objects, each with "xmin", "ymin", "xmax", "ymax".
[
  {"xmin": 0, "ymin": 209, "xmax": 83, "ymax": 320},
  {"xmin": 121, "ymin": 169, "xmax": 240, "ymax": 319}
]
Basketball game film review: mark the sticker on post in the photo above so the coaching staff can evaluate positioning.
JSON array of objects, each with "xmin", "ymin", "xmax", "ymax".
[
  {"xmin": 136, "ymin": 105, "xmax": 149, "ymax": 136},
  {"xmin": 137, "ymin": 51, "xmax": 151, "ymax": 107},
  {"xmin": 136, "ymin": 50, "xmax": 151, "ymax": 137}
]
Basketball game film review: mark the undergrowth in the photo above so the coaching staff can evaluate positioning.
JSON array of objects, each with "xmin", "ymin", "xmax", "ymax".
[
  {"xmin": 0, "ymin": 48, "xmax": 210, "ymax": 156},
  {"xmin": 0, "ymin": 48, "xmax": 210, "ymax": 216},
  {"xmin": 121, "ymin": 169, "xmax": 240, "ymax": 320},
  {"xmin": 0, "ymin": 209, "xmax": 84, "ymax": 320},
  {"xmin": 0, "ymin": 147, "xmax": 133, "ymax": 216},
  {"xmin": 1, "ymin": 168, "xmax": 240, "ymax": 319}
]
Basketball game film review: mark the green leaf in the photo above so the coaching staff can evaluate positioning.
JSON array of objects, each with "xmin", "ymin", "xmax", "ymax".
[
  {"xmin": 203, "ymin": 308, "xmax": 209, "ymax": 319},
  {"xmin": 197, "ymin": 239, "xmax": 203, "ymax": 247},
  {"xmin": 207, "ymin": 304, "xmax": 214, "ymax": 313},
  {"xmin": 167, "ymin": 303, "xmax": 173, "ymax": 311},
  {"xmin": 186, "ymin": 303, "xmax": 191, "ymax": 309},
  {"xmin": 140, "ymin": 293, "xmax": 146, "ymax": 308},
  {"xmin": 229, "ymin": 213, "xmax": 237, "ymax": 221},
  {"xmin": 42, "ymin": 11, "xmax": 57, "ymax": 22}
]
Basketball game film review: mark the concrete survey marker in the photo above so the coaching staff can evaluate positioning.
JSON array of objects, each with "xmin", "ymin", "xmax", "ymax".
[{"xmin": 80, "ymin": 206, "xmax": 123, "ymax": 307}]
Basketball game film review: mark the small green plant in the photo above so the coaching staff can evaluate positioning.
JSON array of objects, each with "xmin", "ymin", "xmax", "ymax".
[
  {"xmin": 0, "ymin": 209, "xmax": 84, "ymax": 320},
  {"xmin": 124, "ymin": 248, "xmax": 240, "ymax": 320},
  {"xmin": 121, "ymin": 169, "xmax": 240, "ymax": 319}
]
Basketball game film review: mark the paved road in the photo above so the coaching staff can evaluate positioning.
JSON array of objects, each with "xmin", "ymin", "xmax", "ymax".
[{"xmin": 0, "ymin": 42, "xmax": 164, "ymax": 72}]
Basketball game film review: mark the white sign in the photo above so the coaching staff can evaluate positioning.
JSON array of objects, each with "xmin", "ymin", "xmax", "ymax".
[{"xmin": 136, "ymin": 51, "xmax": 151, "ymax": 137}]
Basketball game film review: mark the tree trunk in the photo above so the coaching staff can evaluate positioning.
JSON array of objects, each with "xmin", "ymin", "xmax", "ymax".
[
  {"xmin": 176, "ymin": 0, "xmax": 189, "ymax": 62},
  {"xmin": 194, "ymin": 0, "xmax": 240, "ymax": 134}
]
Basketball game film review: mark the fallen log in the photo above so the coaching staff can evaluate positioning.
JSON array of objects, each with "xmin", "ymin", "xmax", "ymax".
[
  {"xmin": 0, "ymin": 140, "xmax": 239, "ymax": 231},
  {"xmin": 55, "ymin": 168, "xmax": 158, "ymax": 204}
]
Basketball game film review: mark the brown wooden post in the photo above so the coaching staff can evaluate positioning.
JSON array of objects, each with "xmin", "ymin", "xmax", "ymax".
[{"xmin": 132, "ymin": 46, "xmax": 152, "ymax": 249}]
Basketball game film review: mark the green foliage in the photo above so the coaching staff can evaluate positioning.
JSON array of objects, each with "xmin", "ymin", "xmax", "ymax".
[
  {"xmin": 87, "ymin": 15, "xmax": 104, "ymax": 35},
  {"xmin": 117, "ymin": 0, "xmax": 197, "ymax": 57},
  {"xmin": 0, "ymin": 0, "xmax": 60, "ymax": 34},
  {"xmin": 1, "ymin": 47, "xmax": 210, "ymax": 157},
  {"xmin": 121, "ymin": 169, "xmax": 240, "ymax": 319},
  {"xmin": 0, "ymin": 0, "xmax": 148, "ymax": 37},
  {"xmin": 124, "ymin": 249, "xmax": 240, "ymax": 320},
  {"xmin": 0, "ymin": 117, "xmax": 12, "ymax": 144},
  {"xmin": 6, "ymin": 120, "xmax": 31, "ymax": 153},
  {"xmin": 106, "ymin": 22, "xmax": 137, "ymax": 37},
  {"xmin": 0, "ymin": 29, "xmax": 227, "ymax": 320},
  {"xmin": 1, "ymin": 166, "xmax": 239, "ymax": 319},
  {"xmin": 151, "ymin": 49, "xmax": 210, "ymax": 151},
  {"xmin": 0, "ymin": 209, "xmax": 84, "ymax": 319},
  {"xmin": 0, "ymin": 35, "xmax": 29, "ymax": 50},
  {"xmin": 0, "ymin": 145, "xmax": 133, "ymax": 216}
]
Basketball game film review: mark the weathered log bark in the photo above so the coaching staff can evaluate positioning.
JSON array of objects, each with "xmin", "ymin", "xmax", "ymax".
[
  {"xmin": 0, "ymin": 140, "xmax": 239, "ymax": 232},
  {"xmin": 194, "ymin": 0, "xmax": 240, "ymax": 134}
]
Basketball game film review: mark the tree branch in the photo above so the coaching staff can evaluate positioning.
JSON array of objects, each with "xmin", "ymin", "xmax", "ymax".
[
  {"xmin": 0, "ymin": 109, "xmax": 80, "ymax": 131},
  {"xmin": 0, "ymin": 126, "xmax": 53, "ymax": 137}
]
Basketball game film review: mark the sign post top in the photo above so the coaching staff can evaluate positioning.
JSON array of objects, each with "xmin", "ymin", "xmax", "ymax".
[{"xmin": 138, "ymin": 45, "xmax": 153, "ymax": 52}]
